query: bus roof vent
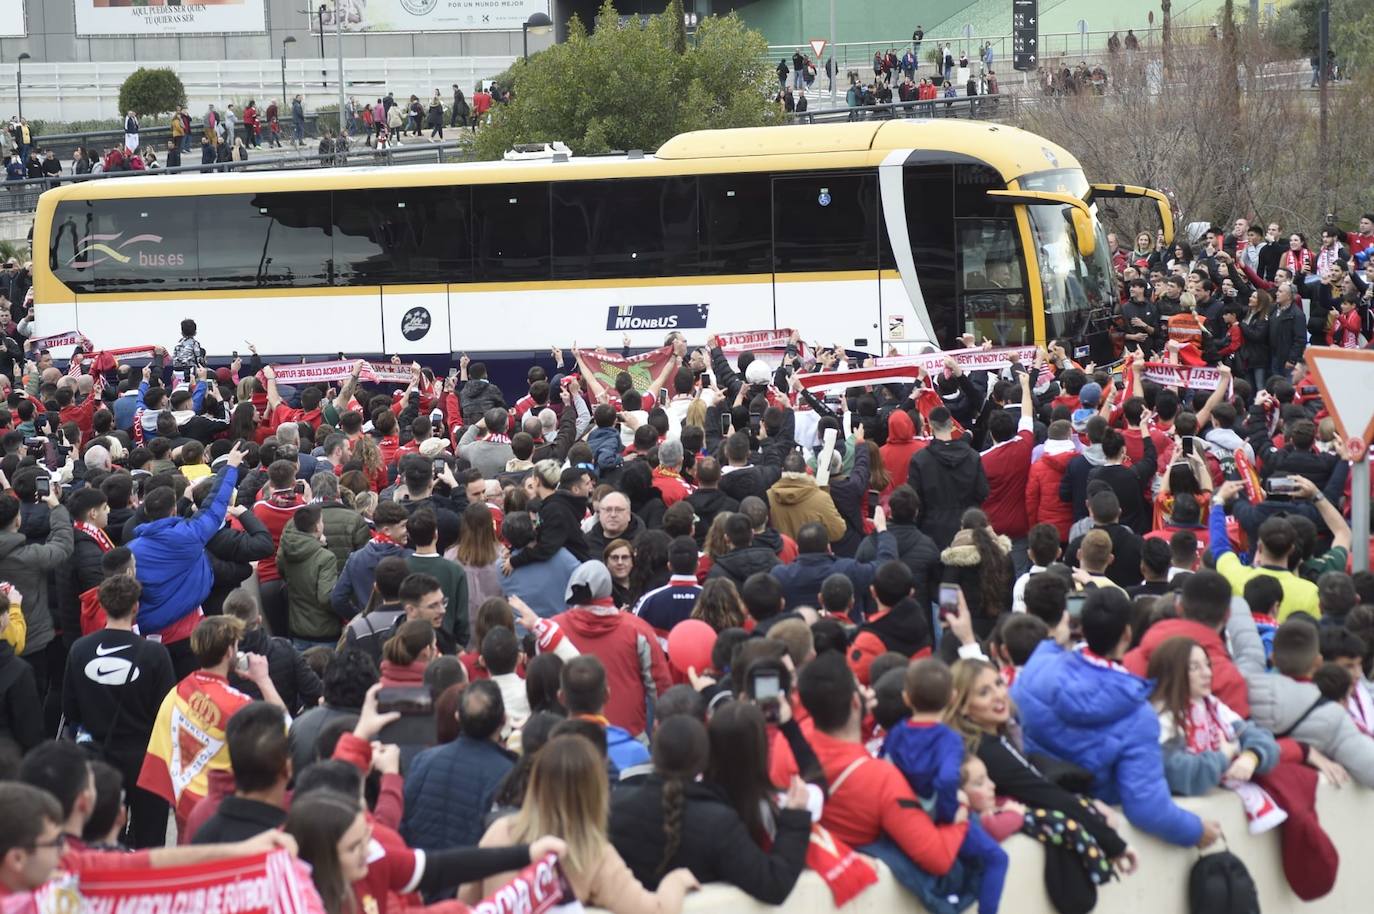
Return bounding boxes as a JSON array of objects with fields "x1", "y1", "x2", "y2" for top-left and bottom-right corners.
[{"x1": 503, "y1": 141, "x2": 573, "y2": 162}]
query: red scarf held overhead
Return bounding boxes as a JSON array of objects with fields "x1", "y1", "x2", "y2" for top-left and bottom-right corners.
[{"x1": 75, "y1": 521, "x2": 114, "y2": 552}]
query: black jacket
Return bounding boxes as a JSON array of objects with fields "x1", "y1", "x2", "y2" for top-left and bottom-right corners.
[
  {"x1": 1065, "y1": 522, "x2": 1144, "y2": 591},
  {"x1": 61, "y1": 630, "x2": 176, "y2": 780},
  {"x1": 205, "y1": 510, "x2": 275, "y2": 616},
  {"x1": 1267, "y1": 302, "x2": 1306, "y2": 371},
  {"x1": 1085, "y1": 438, "x2": 1157, "y2": 536},
  {"x1": 459, "y1": 378, "x2": 506, "y2": 426},
  {"x1": 686, "y1": 489, "x2": 739, "y2": 546},
  {"x1": 56, "y1": 527, "x2": 108, "y2": 648},
  {"x1": 229, "y1": 626, "x2": 323, "y2": 715},
  {"x1": 585, "y1": 514, "x2": 644, "y2": 557},
  {"x1": 0, "y1": 642, "x2": 41, "y2": 752},
  {"x1": 906, "y1": 438, "x2": 989, "y2": 549},
  {"x1": 718, "y1": 465, "x2": 781, "y2": 503},
  {"x1": 191, "y1": 796, "x2": 287, "y2": 845},
  {"x1": 609, "y1": 776, "x2": 811, "y2": 904},
  {"x1": 855, "y1": 522, "x2": 941, "y2": 611},
  {"x1": 706, "y1": 544, "x2": 780, "y2": 586},
  {"x1": 510, "y1": 489, "x2": 589, "y2": 568},
  {"x1": 826, "y1": 441, "x2": 870, "y2": 558}
]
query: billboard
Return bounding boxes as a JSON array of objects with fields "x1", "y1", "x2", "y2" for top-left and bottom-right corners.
[
  {"x1": 0, "y1": 0, "x2": 24, "y2": 37},
  {"x1": 75, "y1": 0, "x2": 266, "y2": 36},
  {"x1": 317, "y1": 0, "x2": 550, "y2": 33}
]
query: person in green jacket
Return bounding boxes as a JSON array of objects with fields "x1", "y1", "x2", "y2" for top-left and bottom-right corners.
[
  {"x1": 405, "y1": 508, "x2": 469, "y2": 650},
  {"x1": 278, "y1": 505, "x2": 341, "y2": 650},
  {"x1": 311, "y1": 473, "x2": 370, "y2": 572}
]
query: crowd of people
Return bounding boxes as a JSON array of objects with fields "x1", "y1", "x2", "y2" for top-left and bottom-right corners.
[{"x1": 0, "y1": 208, "x2": 1370, "y2": 912}]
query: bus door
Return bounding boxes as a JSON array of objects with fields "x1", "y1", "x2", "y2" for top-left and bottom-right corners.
[{"x1": 770, "y1": 172, "x2": 882, "y2": 351}]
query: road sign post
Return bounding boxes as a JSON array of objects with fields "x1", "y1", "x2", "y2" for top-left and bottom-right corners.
[
  {"x1": 1013, "y1": 0, "x2": 1038, "y2": 72},
  {"x1": 1303, "y1": 347, "x2": 1374, "y2": 572}
]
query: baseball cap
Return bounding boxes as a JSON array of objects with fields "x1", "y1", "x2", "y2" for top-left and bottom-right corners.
[{"x1": 1078, "y1": 382, "x2": 1103, "y2": 407}]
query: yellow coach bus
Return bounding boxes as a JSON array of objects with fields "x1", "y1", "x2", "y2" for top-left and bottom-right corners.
[{"x1": 32, "y1": 120, "x2": 1171, "y2": 363}]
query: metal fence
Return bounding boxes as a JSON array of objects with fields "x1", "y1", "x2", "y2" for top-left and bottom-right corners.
[
  {"x1": 768, "y1": 24, "x2": 1223, "y2": 82},
  {"x1": 1, "y1": 138, "x2": 477, "y2": 215},
  {"x1": 785, "y1": 93, "x2": 1021, "y2": 125}
]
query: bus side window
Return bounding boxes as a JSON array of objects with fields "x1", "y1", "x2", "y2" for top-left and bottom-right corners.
[
  {"x1": 699, "y1": 174, "x2": 771, "y2": 275},
  {"x1": 472, "y1": 183, "x2": 551, "y2": 282}
]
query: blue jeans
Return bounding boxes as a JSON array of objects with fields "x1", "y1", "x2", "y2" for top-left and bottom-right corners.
[
  {"x1": 292, "y1": 637, "x2": 337, "y2": 652},
  {"x1": 858, "y1": 837, "x2": 978, "y2": 914}
]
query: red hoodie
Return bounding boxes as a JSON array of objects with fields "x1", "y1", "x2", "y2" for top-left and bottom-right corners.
[
  {"x1": 550, "y1": 602, "x2": 671, "y2": 736},
  {"x1": 252, "y1": 491, "x2": 307, "y2": 582},
  {"x1": 1122, "y1": 617, "x2": 1250, "y2": 719},
  {"x1": 773, "y1": 728, "x2": 967, "y2": 877},
  {"x1": 980, "y1": 417, "x2": 1034, "y2": 539},
  {"x1": 1025, "y1": 447, "x2": 1076, "y2": 541},
  {"x1": 879, "y1": 410, "x2": 924, "y2": 492}
]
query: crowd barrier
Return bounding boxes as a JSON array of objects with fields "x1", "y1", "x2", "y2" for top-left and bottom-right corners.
[{"x1": 591, "y1": 782, "x2": 1372, "y2": 913}]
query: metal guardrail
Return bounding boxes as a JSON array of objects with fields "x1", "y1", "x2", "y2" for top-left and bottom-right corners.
[
  {"x1": 33, "y1": 113, "x2": 339, "y2": 164},
  {"x1": 766, "y1": 24, "x2": 1222, "y2": 77},
  {"x1": 1, "y1": 138, "x2": 477, "y2": 215},
  {"x1": 785, "y1": 93, "x2": 1020, "y2": 124}
]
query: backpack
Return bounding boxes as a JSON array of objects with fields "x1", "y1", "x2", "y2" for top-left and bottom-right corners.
[{"x1": 1188, "y1": 850, "x2": 1260, "y2": 914}]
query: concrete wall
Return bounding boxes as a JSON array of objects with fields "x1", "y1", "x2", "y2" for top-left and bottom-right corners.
[{"x1": 628, "y1": 783, "x2": 1372, "y2": 914}]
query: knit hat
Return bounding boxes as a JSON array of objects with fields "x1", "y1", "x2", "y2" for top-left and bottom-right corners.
[
  {"x1": 1078, "y1": 382, "x2": 1103, "y2": 407},
  {"x1": 565, "y1": 560, "x2": 613, "y2": 604},
  {"x1": 745, "y1": 360, "x2": 772, "y2": 385}
]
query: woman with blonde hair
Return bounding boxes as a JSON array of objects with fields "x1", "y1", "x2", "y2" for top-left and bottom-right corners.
[
  {"x1": 943, "y1": 659, "x2": 1132, "y2": 910},
  {"x1": 460, "y1": 734, "x2": 699, "y2": 913}
]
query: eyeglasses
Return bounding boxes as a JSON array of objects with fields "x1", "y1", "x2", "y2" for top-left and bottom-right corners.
[{"x1": 30, "y1": 834, "x2": 66, "y2": 851}]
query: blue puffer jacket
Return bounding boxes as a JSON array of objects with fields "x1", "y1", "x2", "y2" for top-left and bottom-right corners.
[
  {"x1": 402, "y1": 736, "x2": 515, "y2": 851},
  {"x1": 127, "y1": 465, "x2": 237, "y2": 634},
  {"x1": 587, "y1": 426, "x2": 623, "y2": 474},
  {"x1": 1011, "y1": 640, "x2": 1203, "y2": 847}
]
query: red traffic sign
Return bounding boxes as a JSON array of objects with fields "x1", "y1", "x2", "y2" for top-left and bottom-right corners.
[
  {"x1": 1303, "y1": 347, "x2": 1374, "y2": 450},
  {"x1": 810, "y1": 38, "x2": 827, "y2": 59}
]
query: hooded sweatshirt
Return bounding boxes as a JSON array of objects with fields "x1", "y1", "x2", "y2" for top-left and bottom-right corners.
[
  {"x1": 1025, "y1": 441, "x2": 1077, "y2": 540},
  {"x1": 252, "y1": 491, "x2": 307, "y2": 582},
  {"x1": 550, "y1": 601, "x2": 672, "y2": 737},
  {"x1": 906, "y1": 438, "x2": 989, "y2": 549},
  {"x1": 880, "y1": 410, "x2": 925, "y2": 491},
  {"x1": 767, "y1": 473, "x2": 846, "y2": 544}
]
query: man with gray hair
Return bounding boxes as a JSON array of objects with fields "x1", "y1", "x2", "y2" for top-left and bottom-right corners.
[
  {"x1": 275, "y1": 421, "x2": 324, "y2": 480},
  {"x1": 84, "y1": 443, "x2": 113, "y2": 473},
  {"x1": 1268, "y1": 280, "x2": 1306, "y2": 376},
  {"x1": 457, "y1": 407, "x2": 514, "y2": 479},
  {"x1": 651, "y1": 438, "x2": 694, "y2": 506}
]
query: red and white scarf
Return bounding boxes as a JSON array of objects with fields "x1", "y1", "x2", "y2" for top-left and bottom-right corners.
[
  {"x1": 371, "y1": 530, "x2": 403, "y2": 547},
  {"x1": 1182, "y1": 695, "x2": 1236, "y2": 755},
  {"x1": 74, "y1": 521, "x2": 114, "y2": 553}
]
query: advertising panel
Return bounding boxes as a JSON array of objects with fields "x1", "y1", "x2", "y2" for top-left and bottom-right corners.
[
  {"x1": 317, "y1": 0, "x2": 549, "y2": 32},
  {"x1": 76, "y1": 0, "x2": 266, "y2": 36}
]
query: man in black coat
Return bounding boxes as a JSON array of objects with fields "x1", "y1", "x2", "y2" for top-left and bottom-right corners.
[
  {"x1": 55, "y1": 488, "x2": 113, "y2": 649},
  {"x1": 506, "y1": 467, "x2": 592, "y2": 573},
  {"x1": 906, "y1": 407, "x2": 988, "y2": 549},
  {"x1": 191, "y1": 702, "x2": 289, "y2": 844},
  {"x1": 707, "y1": 513, "x2": 780, "y2": 586},
  {"x1": 686, "y1": 458, "x2": 738, "y2": 547},
  {"x1": 855, "y1": 484, "x2": 941, "y2": 611},
  {"x1": 224, "y1": 590, "x2": 321, "y2": 716}
]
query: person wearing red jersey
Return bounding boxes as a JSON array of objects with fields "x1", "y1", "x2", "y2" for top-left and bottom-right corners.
[
  {"x1": 979, "y1": 371, "x2": 1034, "y2": 572},
  {"x1": 138, "y1": 615, "x2": 287, "y2": 831}
]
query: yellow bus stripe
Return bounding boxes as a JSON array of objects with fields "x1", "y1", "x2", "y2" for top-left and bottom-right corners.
[{"x1": 57, "y1": 270, "x2": 903, "y2": 302}]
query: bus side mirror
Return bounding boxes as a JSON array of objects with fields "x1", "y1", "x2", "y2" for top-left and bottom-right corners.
[{"x1": 1070, "y1": 209, "x2": 1096, "y2": 259}]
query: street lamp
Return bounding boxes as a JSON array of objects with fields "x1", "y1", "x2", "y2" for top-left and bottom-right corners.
[
  {"x1": 318, "y1": 5, "x2": 327, "y2": 87},
  {"x1": 16, "y1": 53, "x2": 30, "y2": 121},
  {"x1": 522, "y1": 12, "x2": 553, "y2": 61},
  {"x1": 280, "y1": 36, "x2": 296, "y2": 122}
]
